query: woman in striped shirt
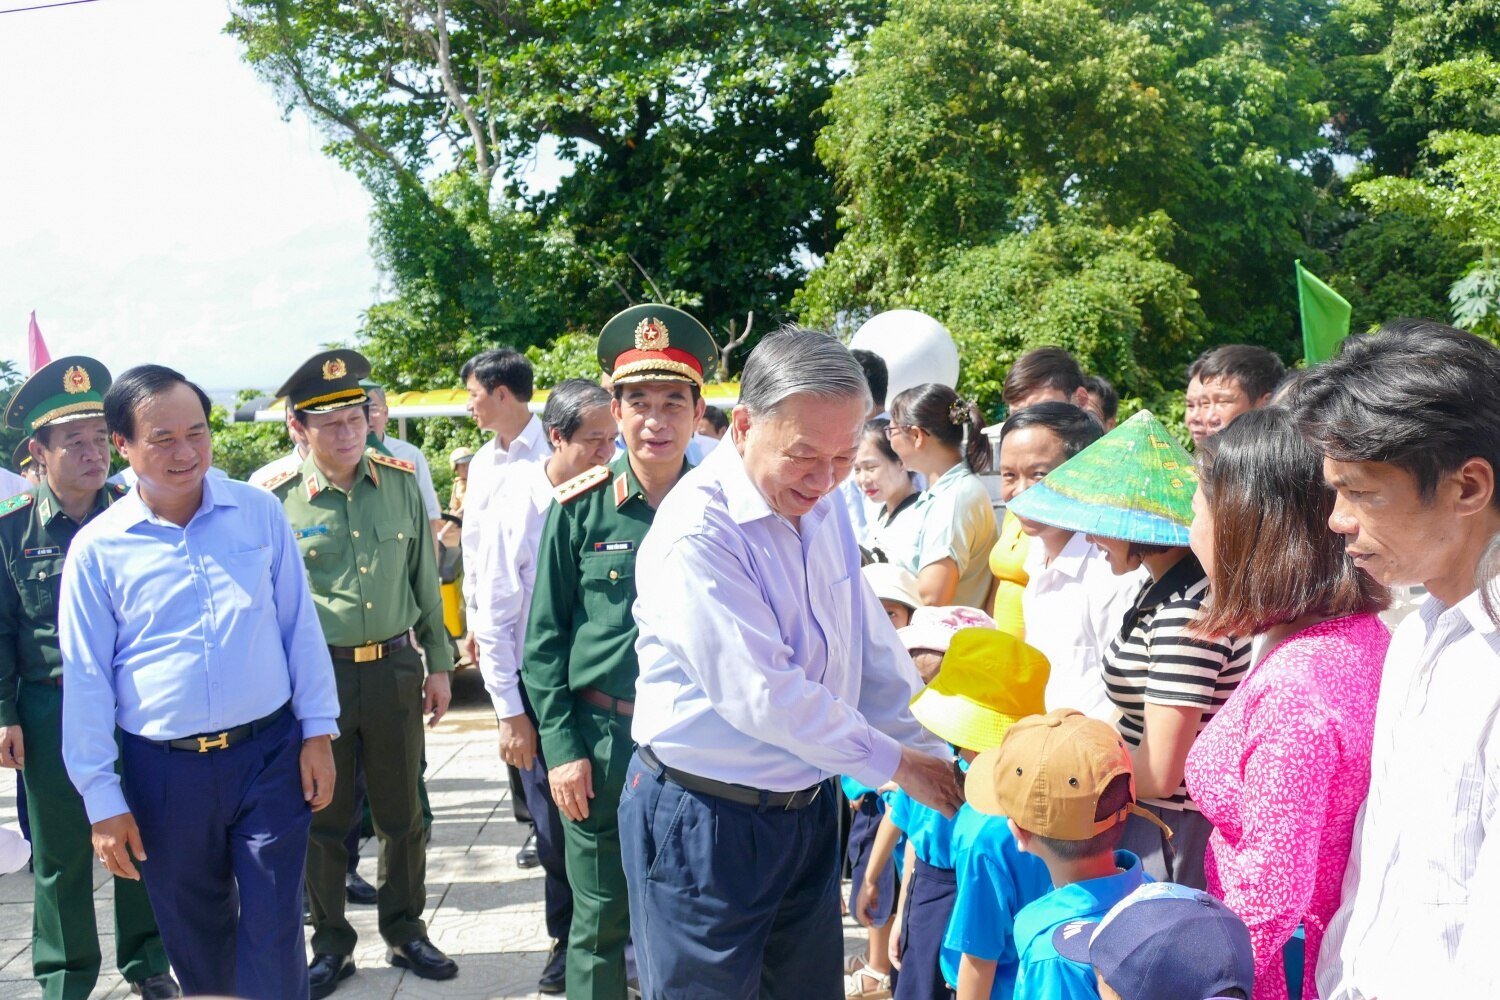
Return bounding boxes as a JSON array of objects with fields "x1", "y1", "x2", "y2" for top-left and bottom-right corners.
[{"x1": 1005, "y1": 410, "x2": 1250, "y2": 888}]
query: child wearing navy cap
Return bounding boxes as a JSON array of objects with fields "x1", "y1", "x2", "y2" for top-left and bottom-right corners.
[{"x1": 1051, "y1": 882, "x2": 1254, "y2": 1000}]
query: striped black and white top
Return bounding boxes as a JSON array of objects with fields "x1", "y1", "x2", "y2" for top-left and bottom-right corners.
[{"x1": 1102, "y1": 553, "x2": 1250, "y2": 811}]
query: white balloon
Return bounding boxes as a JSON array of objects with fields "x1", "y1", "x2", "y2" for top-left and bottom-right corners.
[{"x1": 849, "y1": 309, "x2": 960, "y2": 404}]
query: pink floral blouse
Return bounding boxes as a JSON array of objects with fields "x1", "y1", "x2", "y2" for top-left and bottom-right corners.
[{"x1": 1184, "y1": 614, "x2": 1390, "y2": 1000}]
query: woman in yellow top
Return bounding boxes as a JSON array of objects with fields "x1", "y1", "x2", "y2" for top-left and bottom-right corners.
[{"x1": 988, "y1": 511, "x2": 1029, "y2": 637}]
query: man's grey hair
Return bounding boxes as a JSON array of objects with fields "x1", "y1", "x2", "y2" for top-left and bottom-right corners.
[
  {"x1": 738, "y1": 327, "x2": 872, "y2": 416},
  {"x1": 541, "y1": 378, "x2": 612, "y2": 440}
]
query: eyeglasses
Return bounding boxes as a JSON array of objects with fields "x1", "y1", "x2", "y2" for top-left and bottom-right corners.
[{"x1": 884, "y1": 424, "x2": 913, "y2": 440}]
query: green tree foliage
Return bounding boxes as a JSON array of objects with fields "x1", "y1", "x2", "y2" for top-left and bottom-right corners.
[
  {"x1": 802, "y1": 0, "x2": 1328, "y2": 376},
  {"x1": 227, "y1": 0, "x2": 883, "y2": 373}
]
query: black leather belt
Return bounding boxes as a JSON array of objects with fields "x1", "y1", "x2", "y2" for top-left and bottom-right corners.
[
  {"x1": 147, "y1": 703, "x2": 290, "y2": 753},
  {"x1": 329, "y1": 632, "x2": 411, "y2": 663},
  {"x1": 638, "y1": 745, "x2": 823, "y2": 810}
]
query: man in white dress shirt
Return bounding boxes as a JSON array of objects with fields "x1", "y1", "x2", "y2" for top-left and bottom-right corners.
[
  {"x1": 619, "y1": 329, "x2": 961, "y2": 1000},
  {"x1": 458, "y1": 348, "x2": 552, "y2": 668},
  {"x1": 1295, "y1": 320, "x2": 1500, "y2": 999}
]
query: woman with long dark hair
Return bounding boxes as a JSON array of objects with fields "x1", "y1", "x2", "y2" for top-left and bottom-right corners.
[
  {"x1": 1184, "y1": 407, "x2": 1390, "y2": 1000},
  {"x1": 886, "y1": 384, "x2": 998, "y2": 608},
  {"x1": 854, "y1": 418, "x2": 922, "y2": 564}
]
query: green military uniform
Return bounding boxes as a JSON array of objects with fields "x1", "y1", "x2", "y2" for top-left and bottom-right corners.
[
  {"x1": 0, "y1": 358, "x2": 171, "y2": 999},
  {"x1": 523, "y1": 304, "x2": 717, "y2": 1000},
  {"x1": 266, "y1": 351, "x2": 452, "y2": 964}
]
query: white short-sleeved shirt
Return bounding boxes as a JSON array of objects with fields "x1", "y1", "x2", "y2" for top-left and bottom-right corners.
[{"x1": 901, "y1": 463, "x2": 999, "y2": 610}]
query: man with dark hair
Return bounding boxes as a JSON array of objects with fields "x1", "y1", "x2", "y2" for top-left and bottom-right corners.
[
  {"x1": 0, "y1": 358, "x2": 179, "y2": 999},
  {"x1": 695, "y1": 404, "x2": 729, "y2": 440},
  {"x1": 1295, "y1": 320, "x2": 1500, "y2": 998},
  {"x1": 851, "y1": 348, "x2": 890, "y2": 414},
  {"x1": 1082, "y1": 374, "x2": 1119, "y2": 431},
  {"x1": 524, "y1": 305, "x2": 714, "y2": 998},
  {"x1": 1001, "y1": 347, "x2": 1091, "y2": 413},
  {"x1": 265, "y1": 351, "x2": 457, "y2": 996},
  {"x1": 59, "y1": 364, "x2": 339, "y2": 1000},
  {"x1": 1184, "y1": 344, "x2": 1284, "y2": 447}
]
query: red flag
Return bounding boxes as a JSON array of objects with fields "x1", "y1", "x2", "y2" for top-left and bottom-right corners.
[{"x1": 27, "y1": 312, "x2": 51, "y2": 374}]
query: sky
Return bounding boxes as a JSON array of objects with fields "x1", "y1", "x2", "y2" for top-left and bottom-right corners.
[{"x1": 0, "y1": 0, "x2": 382, "y2": 395}]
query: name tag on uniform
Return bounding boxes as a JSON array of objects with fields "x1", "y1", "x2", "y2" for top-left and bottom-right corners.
[
  {"x1": 592, "y1": 540, "x2": 634, "y2": 553},
  {"x1": 23, "y1": 546, "x2": 60, "y2": 559},
  {"x1": 294, "y1": 525, "x2": 330, "y2": 540}
]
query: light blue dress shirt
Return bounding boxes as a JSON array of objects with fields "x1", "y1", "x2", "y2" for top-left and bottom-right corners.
[
  {"x1": 631, "y1": 440, "x2": 949, "y2": 792},
  {"x1": 60, "y1": 475, "x2": 339, "y2": 823}
]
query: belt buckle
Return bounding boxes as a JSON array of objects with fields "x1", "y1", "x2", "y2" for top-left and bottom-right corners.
[
  {"x1": 353, "y1": 643, "x2": 381, "y2": 663},
  {"x1": 197, "y1": 732, "x2": 229, "y2": 753}
]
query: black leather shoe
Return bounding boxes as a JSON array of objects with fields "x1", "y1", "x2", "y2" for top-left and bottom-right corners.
[
  {"x1": 516, "y1": 831, "x2": 541, "y2": 869},
  {"x1": 308, "y1": 953, "x2": 355, "y2": 999},
  {"x1": 538, "y1": 939, "x2": 566, "y2": 994},
  {"x1": 388, "y1": 937, "x2": 458, "y2": 980},
  {"x1": 130, "y1": 972, "x2": 182, "y2": 998},
  {"x1": 345, "y1": 869, "x2": 378, "y2": 905}
]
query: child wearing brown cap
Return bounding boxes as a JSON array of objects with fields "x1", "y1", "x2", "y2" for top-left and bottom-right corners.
[{"x1": 967, "y1": 710, "x2": 1172, "y2": 1000}]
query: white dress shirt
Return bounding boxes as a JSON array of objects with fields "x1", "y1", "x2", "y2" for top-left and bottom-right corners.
[
  {"x1": 460, "y1": 416, "x2": 552, "y2": 616},
  {"x1": 471, "y1": 460, "x2": 554, "y2": 719},
  {"x1": 631, "y1": 441, "x2": 949, "y2": 792},
  {"x1": 0, "y1": 468, "x2": 30, "y2": 501},
  {"x1": 1316, "y1": 589, "x2": 1500, "y2": 999},
  {"x1": 1022, "y1": 532, "x2": 1143, "y2": 720},
  {"x1": 382, "y1": 435, "x2": 442, "y2": 521}
]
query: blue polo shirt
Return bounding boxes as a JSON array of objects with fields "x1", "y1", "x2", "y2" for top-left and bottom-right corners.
[
  {"x1": 940, "y1": 805, "x2": 1053, "y2": 998},
  {"x1": 888, "y1": 787, "x2": 962, "y2": 869},
  {"x1": 1012, "y1": 851, "x2": 1148, "y2": 1000}
]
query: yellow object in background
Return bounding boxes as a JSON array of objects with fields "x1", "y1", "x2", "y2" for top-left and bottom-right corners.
[{"x1": 988, "y1": 510, "x2": 1030, "y2": 638}]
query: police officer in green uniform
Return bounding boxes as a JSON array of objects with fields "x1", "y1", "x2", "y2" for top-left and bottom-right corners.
[
  {"x1": 263, "y1": 350, "x2": 459, "y2": 998},
  {"x1": 0, "y1": 357, "x2": 179, "y2": 999},
  {"x1": 524, "y1": 305, "x2": 715, "y2": 999}
]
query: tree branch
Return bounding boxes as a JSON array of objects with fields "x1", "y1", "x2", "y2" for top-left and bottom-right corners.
[
  {"x1": 717, "y1": 311, "x2": 754, "y2": 380},
  {"x1": 627, "y1": 252, "x2": 666, "y2": 302},
  {"x1": 428, "y1": 0, "x2": 495, "y2": 180}
]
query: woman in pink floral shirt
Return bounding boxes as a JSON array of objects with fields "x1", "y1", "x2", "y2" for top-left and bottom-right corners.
[{"x1": 1183, "y1": 408, "x2": 1390, "y2": 1000}]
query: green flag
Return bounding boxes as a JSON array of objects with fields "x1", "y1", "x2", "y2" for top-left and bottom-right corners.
[{"x1": 1295, "y1": 260, "x2": 1352, "y2": 364}]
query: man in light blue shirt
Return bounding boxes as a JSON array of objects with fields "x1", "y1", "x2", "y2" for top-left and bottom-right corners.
[
  {"x1": 60, "y1": 365, "x2": 339, "y2": 1000},
  {"x1": 620, "y1": 330, "x2": 961, "y2": 999}
]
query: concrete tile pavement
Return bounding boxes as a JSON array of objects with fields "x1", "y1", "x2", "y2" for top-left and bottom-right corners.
[{"x1": 0, "y1": 670, "x2": 865, "y2": 998}]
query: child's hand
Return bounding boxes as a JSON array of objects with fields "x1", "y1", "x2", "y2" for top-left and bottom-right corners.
[
  {"x1": 854, "y1": 878, "x2": 880, "y2": 928},
  {"x1": 888, "y1": 924, "x2": 902, "y2": 970},
  {"x1": 877, "y1": 781, "x2": 899, "y2": 794}
]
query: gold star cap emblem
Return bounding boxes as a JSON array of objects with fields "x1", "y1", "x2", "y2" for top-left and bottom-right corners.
[
  {"x1": 62, "y1": 366, "x2": 91, "y2": 395},
  {"x1": 634, "y1": 317, "x2": 670, "y2": 351},
  {"x1": 322, "y1": 358, "x2": 348, "y2": 381}
]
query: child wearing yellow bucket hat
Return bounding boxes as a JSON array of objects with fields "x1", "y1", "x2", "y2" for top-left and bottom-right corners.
[{"x1": 854, "y1": 629, "x2": 1052, "y2": 1000}]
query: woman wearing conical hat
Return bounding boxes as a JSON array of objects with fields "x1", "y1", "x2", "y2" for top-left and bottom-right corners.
[{"x1": 1006, "y1": 410, "x2": 1251, "y2": 889}]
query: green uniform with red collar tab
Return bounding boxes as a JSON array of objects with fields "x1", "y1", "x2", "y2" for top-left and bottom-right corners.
[
  {"x1": 524, "y1": 452, "x2": 689, "y2": 1000},
  {"x1": 270, "y1": 447, "x2": 451, "y2": 960},
  {"x1": 0, "y1": 482, "x2": 172, "y2": 998}
]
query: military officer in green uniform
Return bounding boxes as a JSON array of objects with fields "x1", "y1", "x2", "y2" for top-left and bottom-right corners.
[
  {"x1": 523, "y1": 305, "x2": 716, "y2": 999},
  {"x1": 0, "y1": 357, "x2": 179, "y2": 999},
  {"x1": 263, "y1": 350, "x2": 459, "y2": 998}
]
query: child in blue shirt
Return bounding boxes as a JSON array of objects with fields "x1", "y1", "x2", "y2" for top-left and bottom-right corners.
[
  {"x1": 967, "y1": 710, "x2": 1173, "y2": 1000},
  {"x1": 856, "y1": 628, "x2": 1052, "y2": 1000}
]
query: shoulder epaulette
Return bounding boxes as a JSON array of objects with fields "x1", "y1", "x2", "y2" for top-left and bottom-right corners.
[
  {"x1": 369, "y1": 451, "x2": 416, "y2": 473},
  {"x1": 0, "y1": 493, "x2": 33, "y2": 518},
  {"x1": 555, "y1": 466, "x2": 610, "y2": 504},
  {"x1": 262, "y1": 468, "x2": 300, "y2": 492}
]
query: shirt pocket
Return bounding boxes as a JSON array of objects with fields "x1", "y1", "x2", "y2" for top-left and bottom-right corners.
[
  {"x1": 19, "y1": 561, "x2": 58, "y2": 619},
  {"x1": 813, "y1": 576, "x2": 852, "y2": 675},
  {"x1": 374, "y1": 519, "x2": 411, "y2": 560},
  {"x1": 579, "y1": 552, "x2": 635, "y2": 629},
  {"x1": 221, "y1": 546, "x2": 273, "y2": 611}
]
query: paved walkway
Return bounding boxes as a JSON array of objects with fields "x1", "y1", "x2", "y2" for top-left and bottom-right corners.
[{"x1": 0, "y1": 670, "x2": 865, "y2": 998}]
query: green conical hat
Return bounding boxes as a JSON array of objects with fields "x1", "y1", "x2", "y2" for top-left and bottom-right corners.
[{"x1": 1006, "y1": 410, "x2": 1196, "y2": 546}]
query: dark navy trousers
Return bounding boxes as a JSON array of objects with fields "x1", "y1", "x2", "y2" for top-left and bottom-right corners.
[
  {"x1": 120, "y1": 707, "x2": 312, "y2": 1000},
  {"x1": 895, "y1": 859, "x2": 956, "y2": 1000},
  {"x1": 517, "y1": 740, "x2": 574, "y2": 942},
  {"x1": 619, "y1": 750, "x2": 843, "y2": 1000}
]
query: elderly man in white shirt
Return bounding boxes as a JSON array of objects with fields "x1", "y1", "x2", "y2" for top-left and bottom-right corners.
[
  {"x1": 1293, "y1": 320, "x2": 1500, "y2": 1000},
  {"x1": 469, "y1": 378, "x2": 617, "y2": 996},
  {"x1": 997, "y1": 402, "x2": 1143, "y2": 718},
  {"x1": 619, "y1": 330, "x2": 961, "y2": 1000}
]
